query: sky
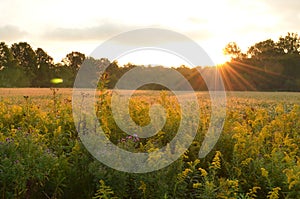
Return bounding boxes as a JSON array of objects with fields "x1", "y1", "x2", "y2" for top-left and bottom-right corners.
[{"x1": 1, "y1": 0, "x2": 300, "y2": 67}]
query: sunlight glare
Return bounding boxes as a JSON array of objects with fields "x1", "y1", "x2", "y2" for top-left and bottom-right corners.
[
  {"x1": 209, "y1": 52, "x2": 231, "y2": 67},
  {"x1": 116, "y1": 49, "x2": 192, "y2": 67}
]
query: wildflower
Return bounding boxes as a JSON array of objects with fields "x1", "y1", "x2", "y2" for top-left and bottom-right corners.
[
  {"x1": 241, "y1": 158, "x2": 253, "y2": 166},
  {"x1": 180, "y1": 168, "x2": 192, "y2": 179},
  {"x1": 227, "y1": 179, "x2": 239, "y2": 190},
  {"x1": 193, "y1": 183, "x2": 202, "y2": 189},
  {"x1": 138, "y1": 181, "x2": 147, "y2": 194},
  {"x1": 267, "y1": 187, "x2": 281, "y2": 199},
  {"x1": 132, "y1": 134, "x2": 140, "y2": 142},
  {"x1": 5, "y1": 137, "x2": 13, "y2": 143},
  {"x1": 246, "y1": 186, "x2": 261, "y2": 198},
  {"x1": 261, "y1": 168, "x2": 269, "y2": 178},
  {"x1": 210, "y1": 151, "x2": 221, "y2": 170},
  {"x1": 198, "y1": 168, "x2": 208, "y2": 177}
]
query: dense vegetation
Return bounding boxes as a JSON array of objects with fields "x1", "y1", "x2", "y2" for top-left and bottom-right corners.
[
  {"x1": 1, "y1": 31, "x2": 300, "y2": 198},
  {"x1": 0, "y1": 89, "x2": 299, "y2": 198},
  {"x1": 0, "y1": 32, "x2": 300, "y2": 91}
]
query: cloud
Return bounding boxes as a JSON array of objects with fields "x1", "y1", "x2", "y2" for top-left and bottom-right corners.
[
  {"x1": 184, "y1": 30, "x2": 214, "y2": 40},
  {"x1": 265, "y1": 0, "x2": 300, "y2": 30},
  {"x1": 43, "y1": 23, "x2": 140, "y2": 41},
  {"x1": 42, "y1": 22, "x2": 213, "y2": 48},
  {"x1": 0, "y1": 25, "x2": 27, "y2": 40}
]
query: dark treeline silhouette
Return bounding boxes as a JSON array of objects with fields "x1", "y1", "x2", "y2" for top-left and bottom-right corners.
[
  {"x1": 222, "y1": 32, "x2": 300, "y2": 91},
  {"x1": 0, "y1": 41, "x2": 85, "y2": 87},
  {"x1": 0, "y1": 32, "x2": 300, "y2": 91}
]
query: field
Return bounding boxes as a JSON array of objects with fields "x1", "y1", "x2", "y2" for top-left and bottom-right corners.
[{"x1": 0, "y1": 88, "x2": 299, "y2": 199}]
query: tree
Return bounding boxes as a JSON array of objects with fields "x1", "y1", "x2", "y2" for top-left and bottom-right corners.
[
  {"x1": 34, "y1": 48, "x2": 55, "y2": 87},
  {"x1": 11, "y1": 42, "x2": 37, "y2": 85},
  {"x1": 223, "y1": 42, "x2": 243, "y2": 60},
  {"x1": 62, "y1": 51, "x2": 85, "y2": 75},
  {"x1": 247, "y1": 39, "x2": 280, "y2": 59},
  {"x1": 59, "y1": 52, "x2": 85, "y2": 86},
  {"x1": 105, "y1": 60, "x2": 120, "y2": 88},
  {"x1": 0, "y1": 42, "x2": 15, "y2": 69},
  {"x1": 74, "y1": 57, "x2": 110, "y2": 88},
  {"x1": 277, "y1": 32, "x2": 300, "y2": 54},
  {"x1": 0, "y1": 42, "x2": 31, "y2": 87}
]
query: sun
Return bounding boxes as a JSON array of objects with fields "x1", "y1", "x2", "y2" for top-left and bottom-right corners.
[{"x1": 211, "y1": 53, "x2": 231, "y2": 66}]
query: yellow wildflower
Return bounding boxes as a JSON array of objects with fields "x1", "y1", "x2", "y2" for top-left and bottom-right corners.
[
  {"x1": 193, "y1": 183, "x2": 202, "y2": 189},
  {"x1": 267, "y1": 187, "x2": 281, "y2": 199},
  {"x1": 210, "y1": 151, "x2": 222, "y2": 170},
  {"x1": 261, "y1": 168, "x2": 268, "y2": 178},
  {"x1": 198, "y1": 168, "x2": 208, "y2": 177}
]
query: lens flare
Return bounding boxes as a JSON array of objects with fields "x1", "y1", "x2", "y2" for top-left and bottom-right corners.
[{"x1": 51, "y1": 78, "x2": 63, "y2": 84}]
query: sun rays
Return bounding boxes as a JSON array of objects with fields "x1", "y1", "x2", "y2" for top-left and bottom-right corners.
[{"x1": 217, "y1": 59, "x2": 290, "y2": 91}]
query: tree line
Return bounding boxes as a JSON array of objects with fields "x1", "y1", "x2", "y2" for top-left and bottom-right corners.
[
  {"x1": 0, "y1": 42, "x2": 85, "y2": 87},
  {"x1": 0, "y1": 32, "x2": 300, "y2": 91},
  {"x1": 222, "y1": 32, "x2": 300, "y2": 91}
]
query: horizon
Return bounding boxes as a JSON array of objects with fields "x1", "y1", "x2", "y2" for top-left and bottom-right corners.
[{"x1": 1, "y1": 0, "x2": 300, "y2": 66}]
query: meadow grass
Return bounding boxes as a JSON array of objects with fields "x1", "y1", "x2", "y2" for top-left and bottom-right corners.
[{"x1": 0, "y1": 88, "x2": 299, "y2": 198}]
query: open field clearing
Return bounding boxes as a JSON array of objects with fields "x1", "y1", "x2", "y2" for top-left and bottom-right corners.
[
  {"x1": 0, "y1": 88, "x2": 299, "y2": 198},
  {"x1": 0, "y1": 88, "x2": 73, "y2": 97}
]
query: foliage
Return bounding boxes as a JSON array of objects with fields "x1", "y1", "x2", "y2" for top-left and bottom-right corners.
[
  {"x1": 1, "y1": 32, "x2": 300, "y2": 90},
  {"x1": 93, "y1": 180, "x2": 118, "y2": 199},
  {"x1": 0, "y1": 89, "x2": 299, "y2": 198}
]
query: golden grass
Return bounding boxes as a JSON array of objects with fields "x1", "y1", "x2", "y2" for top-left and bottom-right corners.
[
  {"x1": 0, "y1": 88, "x2": 73, "y2": 97},
  {"x1": 0, "y1": 88, "x2": 299, "y2": 106}
]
